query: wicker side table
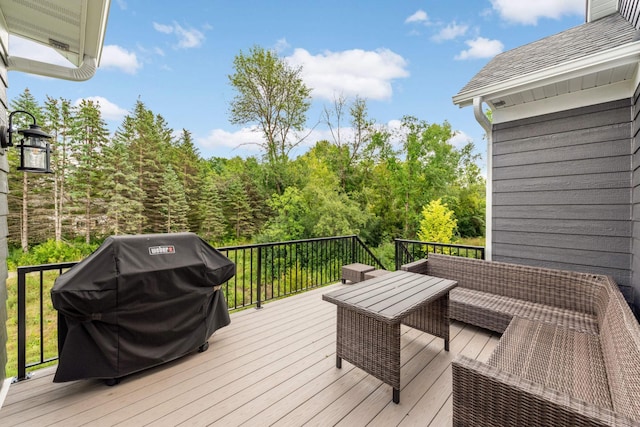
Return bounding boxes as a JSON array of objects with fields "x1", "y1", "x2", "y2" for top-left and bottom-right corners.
[
  {"x1": 364, "y1": 269, "x2": 390, "y2": 280},
  {"x1": 341, "y1": 263, "x2": 374, "y2": 284}
]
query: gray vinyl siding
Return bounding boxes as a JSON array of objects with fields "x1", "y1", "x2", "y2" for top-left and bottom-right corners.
[
  {"x1": 492, "y1": 99, "x2": 634, "y2": 305},
  {"x1": 0, "y1": 36, "x2": 9, "y2": 386},
  {"x1": 620, "y1": 0, "x2": 640, "y2": 28},
  {"x1": 631, "y1": 83, "x2": 640, "y2": 316}
]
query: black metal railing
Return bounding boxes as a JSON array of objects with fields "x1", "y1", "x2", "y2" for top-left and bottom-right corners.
[
  {"x1": 14, "y1": 262, "x2": 78, "y2": 382},
  {"x1": 394, "y1": 239, "x2": 485, "y2": 270},
  {"x1": 217, "y1": 235, "x2": 383, "y2": 310},
  {"x1": 12, "y1": 235, "x2": 384, "y2": 381}
]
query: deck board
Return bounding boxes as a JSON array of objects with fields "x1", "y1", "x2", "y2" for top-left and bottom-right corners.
[{"x1": 0, "y1": 283, "x2": 498, "y2": 426}]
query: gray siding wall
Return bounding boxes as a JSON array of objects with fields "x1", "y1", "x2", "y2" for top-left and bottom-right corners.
[
  {"x1": 620, "y1": 0, "x2": 640, "y2": 29},
  {"x1": 631, "y1": 84, "x2": 640, "y2": 315},
  {"x1": 492, "y1": 99, "x2": 634, "y2": 305},
  {"x1": 0, "y1": 45, "x2": 8, "y2": 385}
]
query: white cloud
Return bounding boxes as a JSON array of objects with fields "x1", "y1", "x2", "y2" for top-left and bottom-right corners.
[
  {"x1": 490, "y1": 0, "x2": 584, "y2": 25},
  {"x1": 198, "y1": 127, "x2": 265, "y2": 152},
  {"x1": 116, "y1": 0, "x2": 127, "y2": 10},
  {"x1": 153, "y1": 22, "x2": 173, "y2": 34},
  {"x1": 274, "y1": 38, "x2": 291, "y2": 54},
  {"x1": 286, "y1": 48, "x2": 409, "y2": 101},
  {"x1": 387, "y1": 119, "x2": 403, "y2": 132},
  {"x1": 455, "y1": 37, "x2": 504, "y2": 60},
  {"x1": 100, "y1": 45, "x2": 141, "y2": 74},
  {"x1": 449, "y1": 130, "x2": 473, "y2": 148},
  {"x1": 153, "y1": 22, "x2": 205, "y2": 49},
  {"x1": 405, "y1": 10, "x2": 429, "y2": 24},
  {"x1": 199, "y1": 119, "x2": 413, "y2": 158},
  {"x1": 432, "y1": 22, "x2": 469, "y2": 42},
  {"x1": 74, "y1": 97, "x2": 129, "y2": 121}
]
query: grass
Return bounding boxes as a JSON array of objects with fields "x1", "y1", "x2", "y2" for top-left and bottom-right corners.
[
  {"x1": 5, "y1": 270, "x2": 61, "y2": 378},
  {"x1": 457, "y1": 236, "x2": 485, "y2": 247}
]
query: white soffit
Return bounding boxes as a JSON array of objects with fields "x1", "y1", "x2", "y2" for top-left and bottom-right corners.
[
  {"x1": 0, "y1": 0, "x2": 110, "y2": 72},
  {"x1": 454, "y1": 41, "x2": 640, "y2": 122}
]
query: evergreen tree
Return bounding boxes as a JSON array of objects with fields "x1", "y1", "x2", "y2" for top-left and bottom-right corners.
[
  {"x1": 101, "y1": 139, "x2": 145, "y2": 235},
  {"x1": 198, "y1": 174, "x2": 227, "y2": 243},
  {"x1": 172, "y1": 129, "x2": 202, "y2": 231},
  {"x1": 67, "y1": 99, "x2": 109, "y2": 243},
  {"x1": 8, "y1": 89, "x2": 48, "y2": 251},
  {"x1": 222, "y1": 177, "x2": 254, "y2": 241},
  {"x1": 43, "y1": 97, "x2": 73, "y2": 242},
  {"x1": 158, "y1": 165, "x2": 189, "y2": 232},
  {"x1": 115, "y1": 100, "x2": 172, "y2": 233}
]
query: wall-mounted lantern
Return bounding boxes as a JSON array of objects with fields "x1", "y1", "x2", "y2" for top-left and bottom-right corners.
[{"x1": 0, "y1": 110, "x2": 52, "y2": 173}]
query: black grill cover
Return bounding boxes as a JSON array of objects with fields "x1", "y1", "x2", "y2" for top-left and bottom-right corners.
[{"x1": 51, "y1": 232, "x2": 235, "y2": 382}]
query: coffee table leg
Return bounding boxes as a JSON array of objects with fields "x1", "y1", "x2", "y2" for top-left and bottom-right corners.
[
  {"x1": 335, "y1": 306, "x2": 401, "y2": 404},
  {"x1": 336, "y1": 355, "x2": 342, "y2": 368},
  {"x1": 445, "y1": 340, "x2": 449, "y2": 352}
]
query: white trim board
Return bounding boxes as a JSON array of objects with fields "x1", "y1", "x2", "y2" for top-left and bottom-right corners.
[{"x1": 0, "y1": 377, "x2": 11, "y2": 410}]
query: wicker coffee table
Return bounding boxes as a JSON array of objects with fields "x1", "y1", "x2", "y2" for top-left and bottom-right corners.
[{"x1": 323, "y1": 270, "x2": 457, "y2": 404}]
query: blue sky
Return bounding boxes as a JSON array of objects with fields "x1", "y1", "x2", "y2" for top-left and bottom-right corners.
[{"x1": 7, "y1": 0, "x2": 586, "y2": 167}]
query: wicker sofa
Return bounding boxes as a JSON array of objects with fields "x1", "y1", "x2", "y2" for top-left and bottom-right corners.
[{"x1": 402, "y1": 254, "x2": 640, "y2": 426}]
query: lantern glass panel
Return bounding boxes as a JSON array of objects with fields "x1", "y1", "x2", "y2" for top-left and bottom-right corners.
[{"x1": 20, "y1": 136, "x2": 50, "y2": 172}]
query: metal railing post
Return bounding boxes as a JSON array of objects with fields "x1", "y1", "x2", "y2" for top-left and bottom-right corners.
[
  {"x1": 15, "y1": 268, "x2": 27, "y2": 382},
  {"x1": 351, "y1": 235, "x2": 356, "y2": 263},
  {"x1": 256, "y1": 246, "x2": 262, "y2": 309}
]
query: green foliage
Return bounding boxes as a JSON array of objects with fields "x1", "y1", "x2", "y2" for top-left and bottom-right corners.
[
  {"x1": 258, "y1": 187, "x2": 308, "y2": 242},
  {"x1": 6, "y1": 80, "x2": 486, "y2": 256},
  {"x1": 417, "y1": 199, "x2": 458, "y2": 243},
  {"x1": 8, "y1": 239, "x2": 98, "y2": 269},
  {"x1": 228, "y1": 45, "x2": 311, "y2": 193},
  {"x1": 198, "y1": 175, "x2": 227, "y2": 244},
  {"x1": 370, "y1": 241, "x2": 396, "y2": 271}
]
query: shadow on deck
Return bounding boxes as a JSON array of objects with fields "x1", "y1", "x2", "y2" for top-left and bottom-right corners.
[{"x1": 0, "y1": 283, "x2": 498, "y2": 426}]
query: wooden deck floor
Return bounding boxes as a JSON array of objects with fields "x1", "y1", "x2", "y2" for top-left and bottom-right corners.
[{"x1": 0, "y1": 283, "x2": 499, "y2": 426}]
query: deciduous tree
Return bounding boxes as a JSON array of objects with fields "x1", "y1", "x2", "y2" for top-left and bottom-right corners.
[
  {"x1": 228, "y1": 45, "x2": 311, "y2": 194},
  {"x1": 418, "y1": 199, "x2": 457, "y2": 243}
]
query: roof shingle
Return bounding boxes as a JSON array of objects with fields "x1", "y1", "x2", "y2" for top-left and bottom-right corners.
[{"x1": 455, "y1": 13, "x2": 638, "y2": 98}]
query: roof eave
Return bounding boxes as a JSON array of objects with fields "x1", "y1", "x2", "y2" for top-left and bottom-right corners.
[
  {"x1": 452, "y1": 40, "x2": 640, "y2": 108},
  {"x1": 1, "y1": 0, "x2": 110, "y2": 81},
  {"x1": 84, "y1": 0, "x2": 111, "y2": 67}
]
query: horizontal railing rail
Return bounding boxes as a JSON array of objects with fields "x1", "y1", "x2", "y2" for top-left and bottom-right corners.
[
  {"x1": 394, "y1": 239, "x2": 485, "y2": 270},
  {"x1": 13, "y1": 235, "x2": 384, "y2": 381}
]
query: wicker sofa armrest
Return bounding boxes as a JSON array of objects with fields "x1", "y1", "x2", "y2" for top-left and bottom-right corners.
[
  {"x1": 400, "y1": 258, "x2": 429, "y2": 274},
  {"x1": 452, "y1": 355, "x2": 636, "y2": 427}
]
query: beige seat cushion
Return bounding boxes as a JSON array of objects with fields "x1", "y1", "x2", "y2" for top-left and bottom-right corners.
[
  {"x1": 450, "y1": 287, "x2": 599, "y2": 334},
  {"x1": 488, "y1": 317, "x2": 612, "y2": 410}
]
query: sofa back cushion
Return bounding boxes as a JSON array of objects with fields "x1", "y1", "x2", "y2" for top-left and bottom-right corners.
[
  {"x1": 426, "y1": 254, "x2": 603, "y2": 315},
  {"x1": 599, "y1": 280, "x2": 640, "y2": 422}
]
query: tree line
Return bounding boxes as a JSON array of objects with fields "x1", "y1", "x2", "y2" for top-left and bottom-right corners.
[{"x1": 7, "y1": 46, "x2": 485, "y2": 254}]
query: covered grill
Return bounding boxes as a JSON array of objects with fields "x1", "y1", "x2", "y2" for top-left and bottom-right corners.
[{"x1": 51, "y1": 232, "x2": 235, "y2": 383}]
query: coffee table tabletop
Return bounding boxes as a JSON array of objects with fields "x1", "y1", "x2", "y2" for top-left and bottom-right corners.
[{"x1": 324, "y1": 270, "x2": 457, "y2": 322}]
